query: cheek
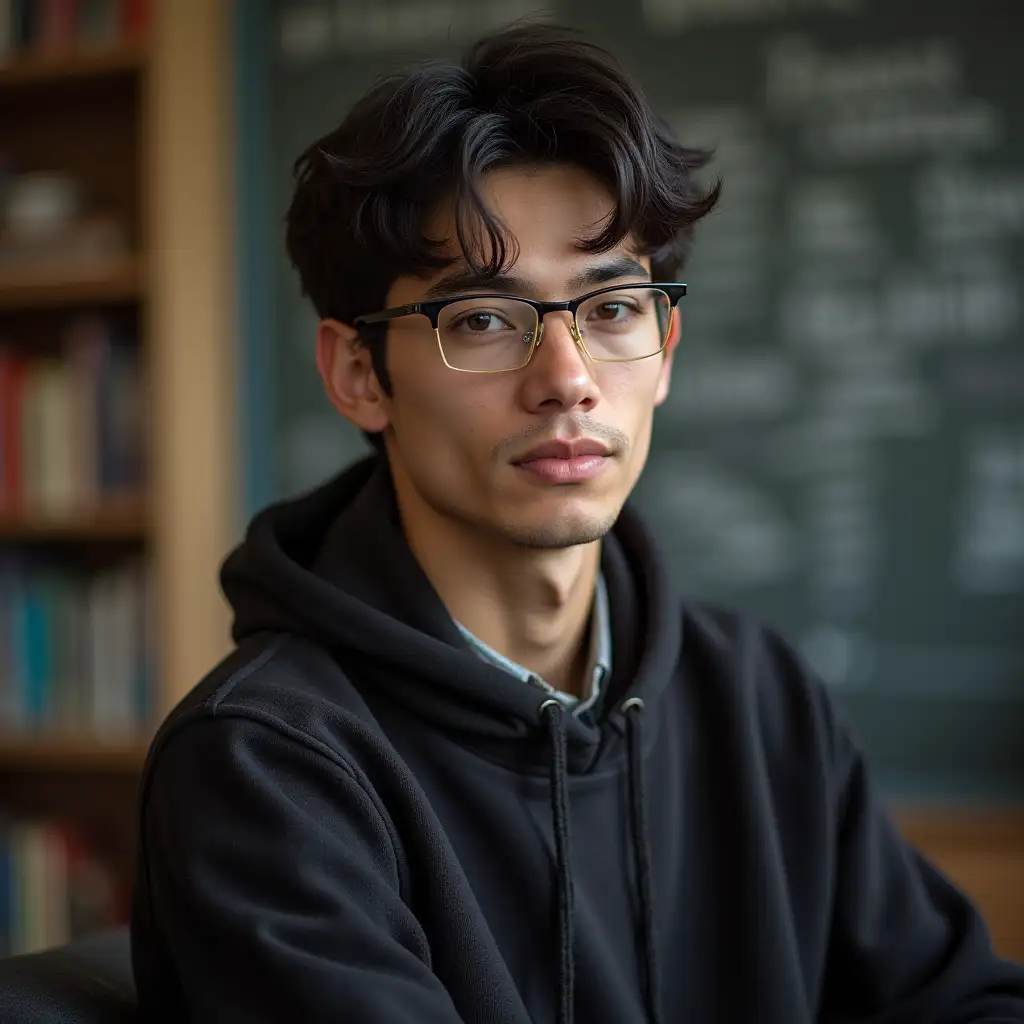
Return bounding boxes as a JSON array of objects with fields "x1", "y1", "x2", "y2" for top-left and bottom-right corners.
[
  {"x1": 598, "y1": 366, "x2": 660, "y2": 482},
  {"x1": 600, "y1": 363, "x2": 664, "y2": 427},
  {"x1": 390, "y1": 369, "x2": 508, "y2": 464}
]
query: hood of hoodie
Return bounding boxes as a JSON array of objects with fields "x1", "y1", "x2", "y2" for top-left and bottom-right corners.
[{"x1": 220, "y1": 454, "x2": 682, "y2": 773}]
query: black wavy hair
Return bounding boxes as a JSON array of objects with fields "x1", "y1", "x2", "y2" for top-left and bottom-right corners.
[{"x1": 285, "y1": 21, "x2": 721, "y2": 443}]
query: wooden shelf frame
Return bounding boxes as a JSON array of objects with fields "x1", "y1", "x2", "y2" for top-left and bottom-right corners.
[
  {"x1": 0, "y1": 42, "x2": 146, "y2": 89},
  {"x1": 0, "y1": 257, "x2": 143, "y2": 312},
  {"x1": 148, "y1": 2, "x2": 237, "y2": 710},
  {"x1": 0, "y1": 734, "x2": 149, "y2": 773},
  {"x1": 0, "y1": 498, "x2": 147, "y2": 542}
]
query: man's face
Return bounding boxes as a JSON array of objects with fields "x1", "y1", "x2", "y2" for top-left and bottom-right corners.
[{"x1": 376, "y1": 164, "x2": 677, "y2": 549}]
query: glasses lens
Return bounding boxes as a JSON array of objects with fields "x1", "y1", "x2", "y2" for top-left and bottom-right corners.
[
  {"x1": 576, "y1": 287, "x2": 672, "y2": 362},
  {"x1": 438, "y1": 298, "x2": 539, "y2": 371}
]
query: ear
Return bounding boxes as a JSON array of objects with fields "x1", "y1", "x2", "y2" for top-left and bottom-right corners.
[
  {"x1": 654, "y1": 306, "x2": 681, "y2": 407},
  {"x1": 315, "y1": 319, "x2": 391, "y2": 433}
]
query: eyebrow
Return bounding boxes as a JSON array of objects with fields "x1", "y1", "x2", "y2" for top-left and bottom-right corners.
[{"x1": 422, "y1": 255, "x2": 651, "y2": 300}]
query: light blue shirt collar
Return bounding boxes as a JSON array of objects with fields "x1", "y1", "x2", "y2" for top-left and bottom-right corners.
[{"x1": 455, "y1": 573, "x2": 612, "y2": 719}]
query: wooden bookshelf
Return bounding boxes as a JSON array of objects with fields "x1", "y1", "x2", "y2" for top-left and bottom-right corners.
[
  {"x1": 0, "y1": 3, "x2": 236, "y2": 724},
  {"x1": 0, "y1": 10, "x2": 149, "y2": 952},
  {"x1": 0, "y1": 257, "x2": 143, "y2": 312},
  {"x1": 0, "y1": 735, "x2": 149, "y2": 773},
  {"x1": 0, "y1": 3, "x2": 236, "y2": 950},
  {"x1": 0, "y1": 498, "x2": 147, "y2": 541},
  {"x1": 0, "y1": 43, "x2": 146, "y2": 89}
]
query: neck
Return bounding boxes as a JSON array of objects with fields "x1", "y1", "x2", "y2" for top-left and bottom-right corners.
[{"x1": 391, "y1": 474, "x2": 601, "y2": 698}]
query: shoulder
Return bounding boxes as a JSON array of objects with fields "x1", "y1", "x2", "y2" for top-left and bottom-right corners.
[
  {"x1": 678, "y1": 600, "x2": 846, "y2": 772},
  {"x1": 680, "y1": 599, "x2": 817, "y2": 687},
  {"x1": 139, "y1": 633, "x2": 411, "y2": 862},
  {"x1": 135, "y1": 636, "x2": 410, "y2": 903},
  {"x1": 144, "y1": 632, "x2": 389, "y2": 787}
]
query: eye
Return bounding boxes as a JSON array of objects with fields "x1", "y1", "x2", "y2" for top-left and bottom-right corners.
[
  {"x1": 449, "y1": 310, "x2": 515, "y2": 334},
  {"x1": 591, "y1": 300, "x2": 639, "y2": 322}
]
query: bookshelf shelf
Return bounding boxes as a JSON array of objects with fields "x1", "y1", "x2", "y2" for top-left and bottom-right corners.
[
  {"x1": 0, "y1": 499, "x2": 147, "y2": 542},
  {"x1": 0, "y1": 258, "x2": 143, "y2": 311},
  {"x1": 0, "y1": 734, "x2": 149, "y2": 773},
  {"x1": 0, "y1": 43, "x2": 146, "y2": 89}
]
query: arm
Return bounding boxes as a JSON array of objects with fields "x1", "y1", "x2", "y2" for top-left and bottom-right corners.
[
  {"x1": 820, "y1": 715, "x2": 1024, "y2": 1022},
  {"x1": 133, "y1": 714, "x2": 465, "y2": 1024}
]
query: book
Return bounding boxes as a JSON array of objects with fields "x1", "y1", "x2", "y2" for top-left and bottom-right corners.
[
  {"x1": 0, "y1": 349, "x2": 24, "y2": 511},
  {"x1": 0, "y1": 555, "x2": 153, "y2": 735},
  {"x1": 0, "y1": 0, "x2": 148, "y2": 60},
  {"x1": 0, "y1": 819, "x2": 120, "y2": 955},
  {"x1": 0, "y1": 315, "x2": 143, "y2": 515}
]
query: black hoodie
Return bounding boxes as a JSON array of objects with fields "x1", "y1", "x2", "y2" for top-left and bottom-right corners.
[{"x1": 132, "y1": 455, "x2": 1024, "y2": 1024}]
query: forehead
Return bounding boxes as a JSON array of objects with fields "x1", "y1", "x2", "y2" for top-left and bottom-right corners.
[{"x1": 423, "y1": 164, "x2": 645, "y2": 279}]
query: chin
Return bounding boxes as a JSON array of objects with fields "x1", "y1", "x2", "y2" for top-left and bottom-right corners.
[{"x1": 495, "y1": 506, "x2": 620, "y2": 550}]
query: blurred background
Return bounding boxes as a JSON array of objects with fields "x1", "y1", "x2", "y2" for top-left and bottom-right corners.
[{"x1": 0, "y1": 0, "x2": 1020, "y2": 963}]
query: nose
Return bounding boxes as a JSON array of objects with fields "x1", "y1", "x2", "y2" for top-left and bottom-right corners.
[{"x1": 518, "y1": 312, "x2": 599, "y2": 415}]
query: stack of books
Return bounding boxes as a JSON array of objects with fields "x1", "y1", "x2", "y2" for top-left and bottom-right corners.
[
  {"x1": 0, "y1": 0, "x2": 149, "y2": 60},
  {"x1": 0, "y1": 818, "x2": 122, "y2": 955},
  {"x1": 0, "y1": 556, "x2": 153, "y2": 736},
  {"x1": 0, "y1": 315, "x2": 144, "y2": 516}
]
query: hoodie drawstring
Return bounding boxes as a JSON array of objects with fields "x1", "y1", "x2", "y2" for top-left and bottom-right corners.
[
  {"x1": 539, "y1": 697, "x2": 660, "y2": 1024},
  {"x1": 622, "y1": 697, "x2": 661, "y2": 1024},
  {"x1": 540, "y1": 700, "x2": 575, "y2": 1024}
]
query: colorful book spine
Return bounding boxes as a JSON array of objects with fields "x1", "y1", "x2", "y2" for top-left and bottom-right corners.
[
  {"x1": 0, "y1": 557, "x2": 154, "y2": 736},
  {"x1": 0, "y1": 0, "x2": 150, "y2": 60},
  {"x1": 0, "y1": 315, "x2": 144, "y2": 515},
  {"x1": 0, "y1": 819, "x2": 121, "y2": 955}
]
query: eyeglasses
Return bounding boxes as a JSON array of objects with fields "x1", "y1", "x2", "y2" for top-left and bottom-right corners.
[{"x1": 353, "y1": 282, "x2": 687, "y2": 373}]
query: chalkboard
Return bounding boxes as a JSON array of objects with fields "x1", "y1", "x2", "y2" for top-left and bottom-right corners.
[{"x1": 236, "y1": 0, "x2": 1024, "y2": 799}]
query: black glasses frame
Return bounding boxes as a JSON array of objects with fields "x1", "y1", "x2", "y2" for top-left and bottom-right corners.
[
  {"x1": 352, "y1": 282, "x2": 688, "y2": 373},
  {"x1": 353, "y1": 282, "x2": 688, "y2": 329}
]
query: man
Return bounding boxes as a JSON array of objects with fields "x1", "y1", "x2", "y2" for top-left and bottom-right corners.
[{"x1": 131, "y1": 22, "x2": 1024, "y2": 1024}]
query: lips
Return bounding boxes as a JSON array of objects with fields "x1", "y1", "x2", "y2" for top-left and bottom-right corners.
[{"x1": 513, "y1": 439, "x2": 611, "y2": 464}]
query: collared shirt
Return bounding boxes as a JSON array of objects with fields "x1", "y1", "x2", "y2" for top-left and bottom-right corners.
[{"x1": 455, "y1": 573, "x2": 612, "y2": 720}]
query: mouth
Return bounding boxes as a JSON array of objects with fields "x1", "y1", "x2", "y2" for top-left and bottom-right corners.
[
  {"x1": 513, "y1": 439, "x2": 612, "y2": 464},
  {"x1": 512, "y1": 439, "x2": 613, "y2": 484}
]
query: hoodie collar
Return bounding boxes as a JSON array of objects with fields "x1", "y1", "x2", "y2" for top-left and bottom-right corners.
[{"x1": 453, "y1": 570, "x2": 612, "y2": 721}]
